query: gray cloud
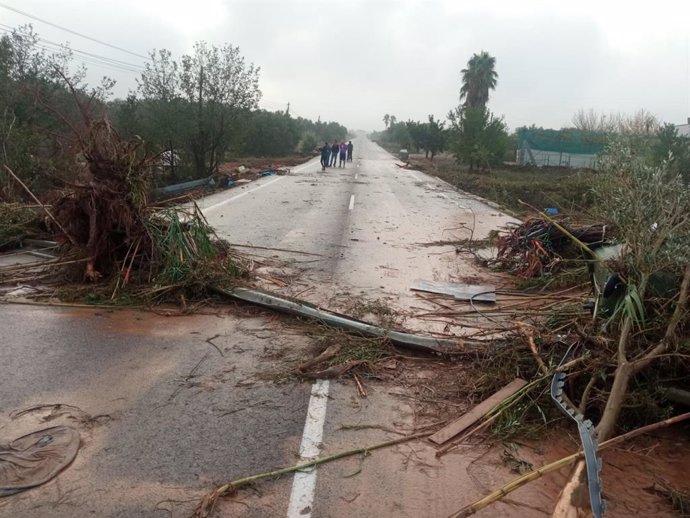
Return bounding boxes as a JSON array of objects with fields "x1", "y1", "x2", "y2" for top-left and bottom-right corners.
[{"x1": 2, "y1": 0, "x2": 688, "y2": 131}]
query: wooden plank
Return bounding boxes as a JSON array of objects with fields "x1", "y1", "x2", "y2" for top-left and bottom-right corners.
[
  {"x1": 411, "y1": 279, "x2": 496, "y2": 303},
  {"x1": 428, "y1": 378, "x2": 528, "y2": 445}
]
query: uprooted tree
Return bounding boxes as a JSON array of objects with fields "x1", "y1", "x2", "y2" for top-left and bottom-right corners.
[{"x1": 3, "y1": 72, "x2": 248, "y2": 299}]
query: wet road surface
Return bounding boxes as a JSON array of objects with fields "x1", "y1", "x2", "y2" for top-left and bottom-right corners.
[{"x1": 201, "y1": 136, "x2": 518, "y2": 319}]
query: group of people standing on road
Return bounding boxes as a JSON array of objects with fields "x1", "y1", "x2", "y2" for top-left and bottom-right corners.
[{"x1": 320, "y1": 140, "x2": 353, "y2": 171}]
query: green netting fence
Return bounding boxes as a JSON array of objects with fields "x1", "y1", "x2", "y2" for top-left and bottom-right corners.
[{"x1": 517, "y1": 128, "x2": 608, "y2": 155}]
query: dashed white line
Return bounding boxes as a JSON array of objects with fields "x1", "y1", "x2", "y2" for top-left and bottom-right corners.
[
  {"x1": 286, "y1": 379, "x2": 330, "y2": 518},
  {"x1": 354, "y1": 173, "x2": 358, "y2": 180},
  {"x1": 348, "y1": 194, "x2": 355, "y2": 210},
  {"x1": 202, "y1": 176, "x2": 285, "y2": 212}
]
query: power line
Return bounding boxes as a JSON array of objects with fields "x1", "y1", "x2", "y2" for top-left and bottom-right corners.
[
  {"x1": 0, "y1": 23, "x2": 145, "y2": 70},
  {"x1": 0, "y1": 26, "x2": 144, "y2": 75},
  {"x1": 0, "y1": 2, "x2": 149, "y2": 60},
  {"x1": 40, "y1": 41, "x2": 145, "y2": 71}
]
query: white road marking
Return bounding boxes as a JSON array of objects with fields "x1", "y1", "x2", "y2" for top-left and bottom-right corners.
[
  {"x1": 202, "y1": 176, "x2": 285, "y2": 212},
  {"x1": 292, "y1": 161, "x2": 316, "y2": 173},
  {"x1": 348, "y1": 194, "x2": 355, "y2": 210},
  {"x1": 286, "y1": 379, "x2": 330, "y2": 518},
  {"x1": 354, "y1": 173, "x2": 358, "y2": 180}
]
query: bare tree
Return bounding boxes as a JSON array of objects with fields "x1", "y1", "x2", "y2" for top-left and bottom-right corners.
[{"x1": 571, "y1": 108, "x2": 659, "y2": 135}]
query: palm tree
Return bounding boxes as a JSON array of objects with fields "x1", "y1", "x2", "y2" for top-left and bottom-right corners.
[
  {"x1": 383, "y1": 113, "x2": 390, "y2": 128},
  {"x1": 389, "y1": 115, "x2": 397, "y2": 126},
  {"x1": 460, "y1": 51, "x2": 498, "y2": 108}
]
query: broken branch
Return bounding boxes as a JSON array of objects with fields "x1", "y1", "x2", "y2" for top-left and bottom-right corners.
[
  {"x1": 192, "y1": 430, "x2": 433, "y2": 518},
  {"x1": 3, "y1": 164, "x2": 77, "y2": 246}
]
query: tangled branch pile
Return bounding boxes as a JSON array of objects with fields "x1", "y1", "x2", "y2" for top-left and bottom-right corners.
[
  {"x1": 49, "y1": 118, "x2": 155, "y2": 280},
  {"x1": 495, "y1": 218, "x2": 610, "y2": 277},
  {"x1": 4, "y1": 90, "x2": 249, "y2": 301},
  {"x1": 454, "y1": 142, "x2": 690, "y2": 515}
]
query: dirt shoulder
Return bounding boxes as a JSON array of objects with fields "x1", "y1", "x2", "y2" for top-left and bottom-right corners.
[{"x1": 407, "y1": 153, "x2": 598, "y2": 222}]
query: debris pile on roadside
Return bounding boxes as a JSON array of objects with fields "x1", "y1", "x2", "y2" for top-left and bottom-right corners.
[
  {"x1": 1, "y1": 107, "x2": 250, "y2": 302},
  {"x1": 215, "y1": 161, "x2": 291, "y2": 188},
  {"x1": 494, "y1": 217, "x2": 611, "y2": 276}
]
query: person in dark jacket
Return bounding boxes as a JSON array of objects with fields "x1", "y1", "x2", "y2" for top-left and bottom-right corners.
[
  {"x1": 347, "y1": 140, "x2": 353, "y2": 161},
  {"x1": 320, "y1": 142, "x2": 330, "y2": 171},
  {"x1": 330, "y1": 141, "x2": 339, "y2": 167}
]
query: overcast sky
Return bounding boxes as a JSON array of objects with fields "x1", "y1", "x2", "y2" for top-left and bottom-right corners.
[{"x1": 2, "y1": 0, "x2": 689, "y2": 132}]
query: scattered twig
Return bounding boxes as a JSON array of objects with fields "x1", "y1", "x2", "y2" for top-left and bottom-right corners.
[
  {"x1": 192, "y1": 430, "x2": 434, "y2": 518},
  {"x1": 205, "y1": 334, "x2": 224, "y2": 356},
  {"x1": 435, "y1": 411, "x2": 502, "y2": 458},
  {"x1": 514, "y1": 322, "x2": 548, "y2": 376},
  {"x1": 353, "y1": 372, "x2": 367, "y2": 398},
  {"x1": 223, "y1": 242, "x2": 324, "y2": 257}
]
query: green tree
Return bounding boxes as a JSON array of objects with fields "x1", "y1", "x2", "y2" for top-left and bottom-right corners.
[
  {"x1": 405, "y1": 120, "x2": 424, "y2": 152},
  {"x1": 1, "y1": 24, "x2": 111, "y2": 196},
  {"x1": 448, "y1": 106, "x2": 508, "y2": 171},
  {"x1": 138, "y1": 42, "x2": 261, "y2": 178},
  {"x1": 460, "y1": 51, "x2": 497, "y2": 109},
  {"x1": 300, "y1": 132, "x2": 318, "y2": 154},
  {"x1": 295, "y1": 117, "x2": 347, "y2": 144},
  {"x1": 652, "y1": 123, "x2": 690, "y2": 184},
  {"x1": 243, "y1": 110, "x2": 299, "y2": 157},
  {"x1": 423, "y1": 114, "x2": 446, "y2": 160}
]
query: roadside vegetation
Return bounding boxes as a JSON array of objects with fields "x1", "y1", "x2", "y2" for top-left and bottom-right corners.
[{"x1": 410, "y1": 155, "x2": 597, "y2": 220}]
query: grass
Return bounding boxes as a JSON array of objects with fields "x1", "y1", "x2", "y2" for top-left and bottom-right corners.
[{"x1": 410, "y1": 154, "x2": 598, "y2": 222}]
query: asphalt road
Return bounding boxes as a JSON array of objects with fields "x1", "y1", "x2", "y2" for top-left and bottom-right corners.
[
  {"x1": 201, "y1": 136, "x2": 517, "y2": 326},
  {"x1": 0, "y1": 138, "x2": 526, "y2": 518}
]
